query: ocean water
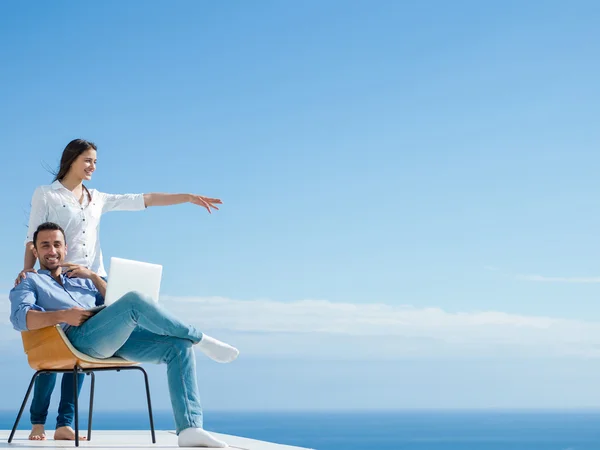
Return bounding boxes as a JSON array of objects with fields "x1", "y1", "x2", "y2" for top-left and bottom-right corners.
[{"x1": 2, "y1": 410, "x2": 600, "y2": 449}]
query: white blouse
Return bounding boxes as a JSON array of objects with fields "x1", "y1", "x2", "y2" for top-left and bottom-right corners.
[{"x1": 26, "y1": 180, "x2": 146, "y2": 277}]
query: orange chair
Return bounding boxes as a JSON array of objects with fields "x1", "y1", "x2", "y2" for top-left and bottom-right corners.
[{"x1": 8, "y1": 325, "x2": 156, "y2": 446}]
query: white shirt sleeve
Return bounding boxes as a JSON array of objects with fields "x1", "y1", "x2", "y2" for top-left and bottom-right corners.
[
  {"x1": 25, "y1": 187, "x2": 48, "y2": 245},
  {"x1": 99, "y1": 192, "x2": 146, "y2": 214}
]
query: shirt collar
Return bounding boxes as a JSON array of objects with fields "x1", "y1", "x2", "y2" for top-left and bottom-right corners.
[
  {"x1": 50, "y1": 180, "x2": 92, "y2": 205},
  {"x1": 51, "y1": 180, "x2": 64, "y2": 190},
  {"x1": 38, "y1": 269, "x2": 66, "y2": 281}
]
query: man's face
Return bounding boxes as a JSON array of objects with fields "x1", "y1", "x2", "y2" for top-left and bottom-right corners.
[{"x1": 33, "y1": 230, "x2": 67, "y2": 271}]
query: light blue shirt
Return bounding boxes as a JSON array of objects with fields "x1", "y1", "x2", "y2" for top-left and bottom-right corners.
[{"x1": 9, "y1": 270, "x2": 104, "y2": 332}]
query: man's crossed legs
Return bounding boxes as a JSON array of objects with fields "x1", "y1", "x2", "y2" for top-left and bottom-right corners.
[{"x1": 65, "y1": 291, "x2": 239, "y2": 448}]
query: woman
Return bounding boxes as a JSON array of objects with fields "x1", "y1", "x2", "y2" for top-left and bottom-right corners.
[{"x1": 14, "y1": 138, "x2": 221, "y2": 441}]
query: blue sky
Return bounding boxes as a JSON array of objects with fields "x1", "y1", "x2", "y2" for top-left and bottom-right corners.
[{"x1": 2, "y1": 0, "x2": 600, "y2": 416}]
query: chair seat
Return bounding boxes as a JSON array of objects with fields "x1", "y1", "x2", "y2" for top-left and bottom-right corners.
[{"x1": 21, "y1": 325, "x2": 138, "y2": 370}]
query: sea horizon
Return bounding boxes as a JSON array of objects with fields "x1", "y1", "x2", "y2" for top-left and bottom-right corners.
[{"x1": 3, "y1": 409, "x2": 600, "y2": 450}]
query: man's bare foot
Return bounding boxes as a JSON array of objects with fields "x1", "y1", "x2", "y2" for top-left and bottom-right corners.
[
  {"x1": 29, "y1": 424, "x2": 46, "y2": 440},
  {"x1": 54, "y1": 426, "x2": 87, "y2": 441}
]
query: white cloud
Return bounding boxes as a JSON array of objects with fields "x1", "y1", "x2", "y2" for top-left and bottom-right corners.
[
  {"x1": 517, "y1": 274, "x2": 600, "y2": 283},
  {"x1": 158, "y1": 295, "x2": 600, "y2": 359},
  {"x1": 161, "y1": 295, "x2": 558, "y2": 334},
  {"x1": 3, "y1": 292, "x2": 600, "y2": 359}
]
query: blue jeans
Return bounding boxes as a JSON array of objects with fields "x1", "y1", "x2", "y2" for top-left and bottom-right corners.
[
  {"x1": 65, "y1": 291, "x2": 204, "y2": 434},
  {"x1": 30, "y1": 373, "x2": 85, "y2": 428}
]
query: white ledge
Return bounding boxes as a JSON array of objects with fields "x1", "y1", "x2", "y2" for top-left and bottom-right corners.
[{"x1": 0, "y1": 430, "x2": 314, "y2": 450}]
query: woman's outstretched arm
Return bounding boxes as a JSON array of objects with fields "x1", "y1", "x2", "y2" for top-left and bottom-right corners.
[{"x1": 143, "y1": 193, "x2": 222, "y2": 213}]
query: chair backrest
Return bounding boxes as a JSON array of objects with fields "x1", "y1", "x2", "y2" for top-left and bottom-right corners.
[
  {"x1": 21, "y1": 325, "x2": 138, "y2": 370},
  {"x1": 21, "y1": 325, "x2": 78, "y2": 370}
]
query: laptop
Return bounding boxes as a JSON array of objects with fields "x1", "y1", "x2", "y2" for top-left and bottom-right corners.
[{"x1": 103, "y1": 257, "x2": 163, "y2": 306}]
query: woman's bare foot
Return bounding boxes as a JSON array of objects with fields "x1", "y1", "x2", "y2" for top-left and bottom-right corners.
[
  {"x1": 29, "y1": 424, "x2": 46, "y2": 440},
  {"x1": 54, "y1": 426, "x2": 87, "y2": 441}
]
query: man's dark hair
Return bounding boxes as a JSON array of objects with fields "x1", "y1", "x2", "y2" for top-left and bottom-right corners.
[{"x1": 33, "y1": 222, "x2": 66, "y2": 248}]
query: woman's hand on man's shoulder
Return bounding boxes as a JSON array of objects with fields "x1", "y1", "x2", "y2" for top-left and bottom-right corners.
[{"x1": 14, "y1": 268, "x2": 37, "y2": 287}]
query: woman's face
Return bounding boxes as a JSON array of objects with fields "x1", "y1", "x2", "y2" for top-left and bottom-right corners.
[{"x1": 69, "y1": 149, "x2": 97, "y2": 181}]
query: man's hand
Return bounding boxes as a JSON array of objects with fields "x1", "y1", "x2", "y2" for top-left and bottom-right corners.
[
  {"x1": 14, "y1": 268, "x2": 37, "y2": 287},
  {"x1": 188, "y1": 194, "x2": 222, "y2": 214},
  {"x1": 62, "y1": 307, "x2": 93, "y2": 326},
  {"x1": 60, "y1": 264, "x2": 94, "y2": 279}
]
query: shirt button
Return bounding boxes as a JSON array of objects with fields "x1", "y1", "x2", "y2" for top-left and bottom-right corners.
[
  {"x1": 83, "y1": 231, "x2": 85, "y2": 234},
  {"x1": 83, "y1": 219, "x2": 86, "y2": 221},
  {"x1": 83, "y1": 243, "x2": 86, "y2": 246}
]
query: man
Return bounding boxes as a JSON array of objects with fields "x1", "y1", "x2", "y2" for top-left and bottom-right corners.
[{"x1": 10, "y1": 222, "x2": 239, "y2": 447}]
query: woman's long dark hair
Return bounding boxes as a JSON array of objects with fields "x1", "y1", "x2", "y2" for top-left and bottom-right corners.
[{"x1": 53, "y1": 139, "x2": 97, "y2": 202}]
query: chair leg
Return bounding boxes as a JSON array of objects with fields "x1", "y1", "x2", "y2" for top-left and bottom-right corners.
[
  {"x1": 137, "y1": 367, "x2": 156, "y2": 444},
  {"x1": 73, "y1": 366, "x2": 79, "y2": 447},
  {"x1": 8, "y1": 371, "x2": 42, "y2": 443},
  {"x1": 87, "y1": 372, "x2": 95, "y2": 441}
]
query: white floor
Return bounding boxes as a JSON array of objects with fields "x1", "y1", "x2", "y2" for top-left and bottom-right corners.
[{"x1": 0, "y1": 430, "x2": 313, "y2": 450}]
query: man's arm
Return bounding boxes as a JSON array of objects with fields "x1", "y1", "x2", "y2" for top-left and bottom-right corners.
[
  {"x1": 26, "y1": 309, "x2": 92, "y2": 330},
  {"x1": 10, "y1": 275, "x2": 93, "y2": 331},
  {"x1": 26, "y1": 309, "x2": 67, "y2": 330},
  {"x1": 10, "y1": 276, "x2": 44, "y2": 331}
]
